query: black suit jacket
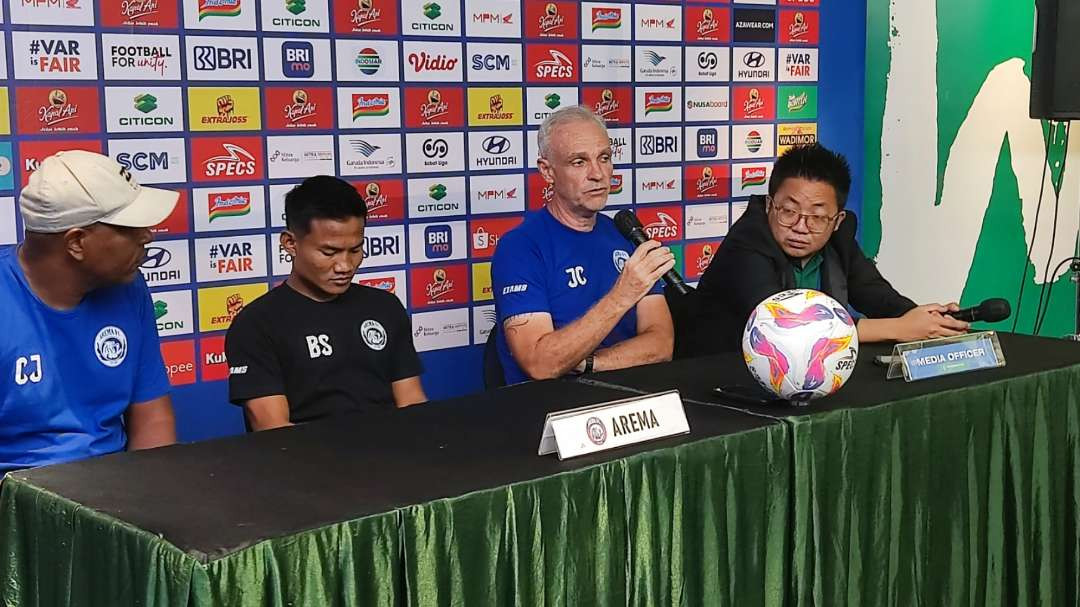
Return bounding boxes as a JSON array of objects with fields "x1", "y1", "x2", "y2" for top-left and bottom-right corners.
[{"x1": 675, "y1": 195, "x2": 916, "y2": 356}]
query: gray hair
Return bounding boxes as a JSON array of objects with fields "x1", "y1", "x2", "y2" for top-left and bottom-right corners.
[{"x1": 537, "y1": 105, "x2": 608, "y2": 159}]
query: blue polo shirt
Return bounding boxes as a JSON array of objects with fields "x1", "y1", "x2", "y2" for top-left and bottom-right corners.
[
  {"x1": 0, "y1": 247, "x2": 170, "y2": 474},
  {"x1": 491, "y1": 208, "x2": 662, "y2": 384}
]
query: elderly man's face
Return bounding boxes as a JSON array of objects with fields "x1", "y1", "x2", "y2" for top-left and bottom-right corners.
[{"x1": 537, "y1": 119, "x2": 613, "y2": 216}]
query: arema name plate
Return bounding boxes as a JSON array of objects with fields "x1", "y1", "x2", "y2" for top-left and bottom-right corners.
[{"x1": 538, "y1": 390, "x2": 690, "y2": 460}]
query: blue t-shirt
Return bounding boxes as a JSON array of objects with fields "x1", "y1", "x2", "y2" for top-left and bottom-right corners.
[
  {"x1": 0, "y1": 247, "x2": 170, "y2": 473},
  {"x1": 491, "y1": 208, "x2": 662, "y2": 384}
]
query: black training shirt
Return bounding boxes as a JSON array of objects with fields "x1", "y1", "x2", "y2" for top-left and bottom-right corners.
[{"x1": 225, "y1": 282, "x2": 422, "y2": 423}]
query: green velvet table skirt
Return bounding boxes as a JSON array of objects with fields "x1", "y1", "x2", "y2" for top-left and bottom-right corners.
[
  {"x1": 1, "y1": 424, "x2": 791, "y2": 606},
  {"x1": 789, "y1": 362, "x2": 1080, "y2": 606},
  {"x1": 3, "y1": 362, "x2": 1079, "y2": 606}
]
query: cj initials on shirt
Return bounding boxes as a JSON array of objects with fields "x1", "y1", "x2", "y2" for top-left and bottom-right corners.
[
  {"x1": 565, "y1": 266, "x2": 588, "y2": 289},
  {"x1": 14, "y1": 354, "x2": 43, "y2": 385},
  {"x1": 306, "y1": 335, "x2": 333, "y2": 359}
]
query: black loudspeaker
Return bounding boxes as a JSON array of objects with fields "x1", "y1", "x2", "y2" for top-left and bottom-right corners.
[{"x1": 1031, "y1": 0, "x2": 1080, "y2": 119}]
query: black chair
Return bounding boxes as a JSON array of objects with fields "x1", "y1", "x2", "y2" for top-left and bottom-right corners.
[{"x1": 483, "y1": 327, "x2": 506, "y2": 389}]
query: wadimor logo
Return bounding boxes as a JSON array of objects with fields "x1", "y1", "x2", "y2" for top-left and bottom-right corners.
[
  {"x1": 102, "y1": 34, "x2": 181, "y2": 80},
  {"x1": 14, "y1": 33, "x2": 98, "y2": 80},
  {"x1": 186, "y1": 37, "x2": 259, "y2": 80}
]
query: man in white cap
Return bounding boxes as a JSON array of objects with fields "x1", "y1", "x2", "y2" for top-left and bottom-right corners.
[{"x1": 0, "y1": 150, "x2": 179, "y2": 474}]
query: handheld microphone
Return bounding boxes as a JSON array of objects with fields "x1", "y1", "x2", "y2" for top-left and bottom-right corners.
[
  {"x1": 946, "y1": 298, "x2": 1011, "y2": 323},
  {"x1": 613, "y1": 209, "x2": 690, "y2": 295}
]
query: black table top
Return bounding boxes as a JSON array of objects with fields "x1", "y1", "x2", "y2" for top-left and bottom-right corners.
[
  {"x1": 584, "y1": 332, "x2": 1080, "y2": 418},
  {"x1": 9, "y1": 379, "x2": 775, "y2": 562}
]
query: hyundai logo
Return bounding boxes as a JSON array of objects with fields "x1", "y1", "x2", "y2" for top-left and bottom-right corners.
[
  {"x1": 743, "y1": 52, "x2": 766, "y2": 68},
  {"x1": 141, "y1": 247, "x2": 172, "y2": 269},
  {"x1": 482, "y1": 136, "x2": 511, "y2": 155}
]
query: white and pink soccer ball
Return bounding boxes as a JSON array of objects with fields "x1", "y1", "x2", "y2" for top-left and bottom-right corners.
[{"x1": 742, "y1": 289, "x2": 859, "y2": 401}]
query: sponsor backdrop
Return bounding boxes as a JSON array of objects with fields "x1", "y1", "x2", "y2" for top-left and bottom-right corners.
[
  {"x1": 864, "y1": 0, "x2": 1079, "y2": 337},
  {"x1": 0, "y1": 0, "x2": 827, "y2": 439}
]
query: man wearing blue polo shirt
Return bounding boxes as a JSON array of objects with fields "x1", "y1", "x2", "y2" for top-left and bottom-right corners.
[
  {"x1": 492, "y1": 106, "x2": 675, "y2": 383},
  {"x1": 0, "y1": 150, "x2": 178, "y2": 474}
]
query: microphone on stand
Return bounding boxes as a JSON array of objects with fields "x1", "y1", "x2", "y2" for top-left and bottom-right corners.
[{"x1": 613, "y1": 209, "x2": 690, "y2": 296}]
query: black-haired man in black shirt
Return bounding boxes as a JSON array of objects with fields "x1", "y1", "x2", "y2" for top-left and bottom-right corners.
[{"x1": 226, "y1": 176, "x2": 426, "y2": 431}]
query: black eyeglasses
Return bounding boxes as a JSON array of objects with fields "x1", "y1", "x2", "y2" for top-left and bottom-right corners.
[{"x1": 767, "y1": 196, "x2": 842, "y2": 234}]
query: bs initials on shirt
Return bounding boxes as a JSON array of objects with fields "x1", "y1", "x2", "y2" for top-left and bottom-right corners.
[
  {"x1": 14, "y1": 355, "x2": 43, "y2": 385},
  {"x1": 306, "y1": 334, "x2": 333, "y2": 358}
]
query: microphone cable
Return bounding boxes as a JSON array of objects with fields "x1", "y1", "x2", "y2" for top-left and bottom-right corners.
[
  {"x1": 1033, "y1": 121, "x2": 1071, "y2": 335},
  {"x1": 1012, "y1": 120, "x2": 1055, "y2": 333}
]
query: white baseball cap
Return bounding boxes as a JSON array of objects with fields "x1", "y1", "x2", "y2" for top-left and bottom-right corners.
[{"x1": 19, "y1": 150, "x2": 179, "y2": 233}]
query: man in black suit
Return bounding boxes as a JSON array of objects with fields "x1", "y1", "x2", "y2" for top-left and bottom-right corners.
[{"x1": 685, "y1": 143, "x2": 968, "y2": 355}]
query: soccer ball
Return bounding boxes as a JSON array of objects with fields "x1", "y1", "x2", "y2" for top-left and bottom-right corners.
[{"x1": 742, "y1": 289, "x2": 859, "y2": 401}]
